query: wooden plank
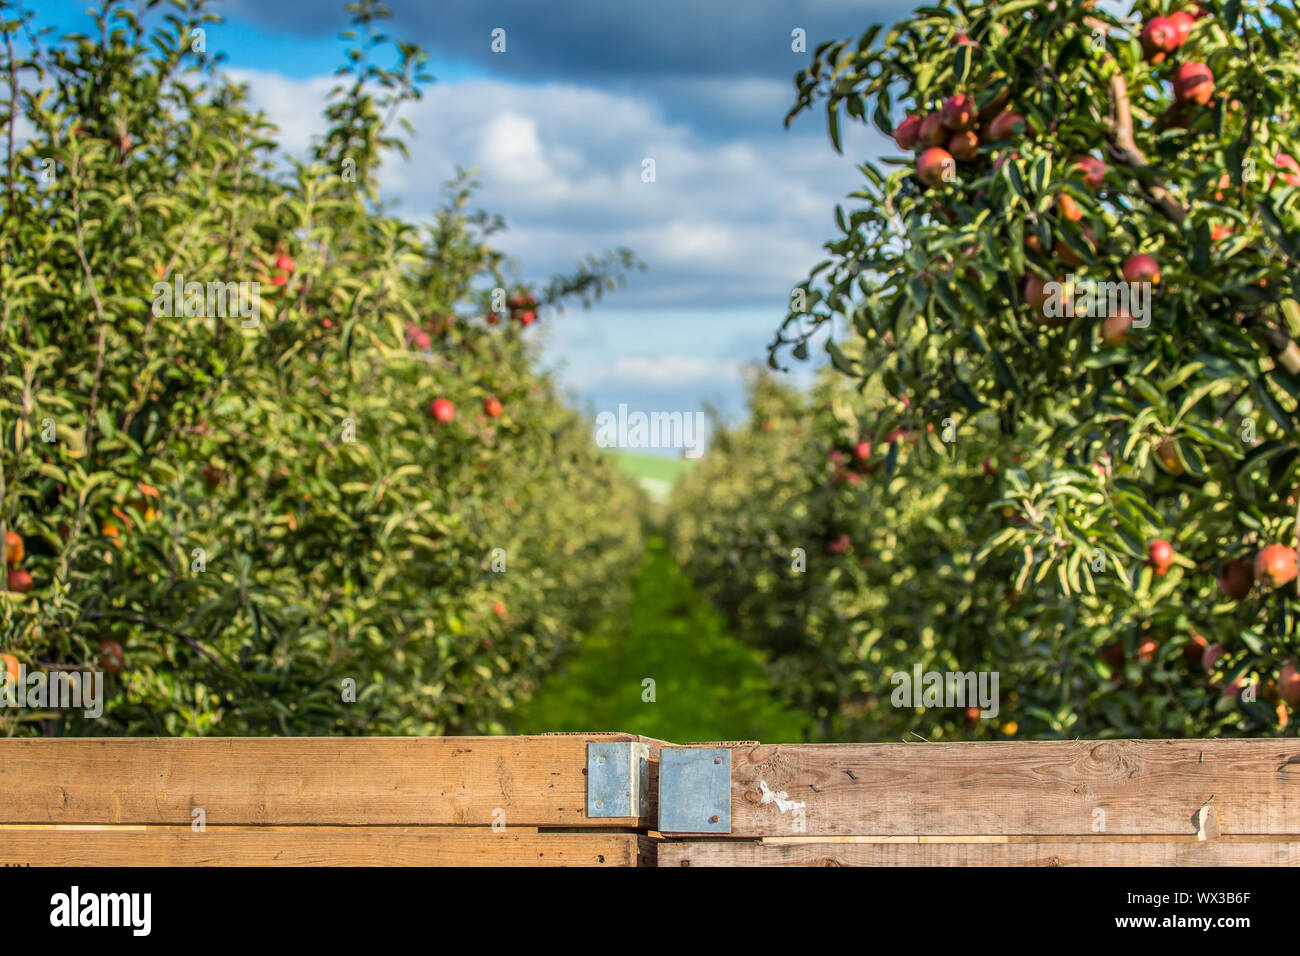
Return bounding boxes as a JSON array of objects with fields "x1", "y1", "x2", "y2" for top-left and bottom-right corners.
[
  {"x1": 0, "y1": 826, "x2": 652, "y2": 866},
  {"x1": 659, "y1": 839, "x2": 1300, "y2": 866},
  {"x1": 717, "y1": 740, "x2": 1300, "y2": 837},
  {"x1": 0, "y1": 735, "x2": 663, "y2": 828}
]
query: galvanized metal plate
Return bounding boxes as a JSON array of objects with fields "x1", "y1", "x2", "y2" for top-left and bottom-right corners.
[
  {"x1": 658, "y1": 747, "x2": 731, "y2": 834},
  {"x1": 586, "y1": 741, "x2": 649, "y2": 818}
]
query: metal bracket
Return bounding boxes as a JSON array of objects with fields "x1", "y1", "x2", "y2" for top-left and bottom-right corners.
[
  {"x1": 586, "y1": 741, "x2": 650, "y2": 818},
  {"x1": 658, "y1": 747, "x2": 731, "y2": 834}
]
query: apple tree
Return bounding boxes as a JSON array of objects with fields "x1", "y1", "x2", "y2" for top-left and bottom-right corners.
[
  {"x1": 0, "y1": 0, "x2": 645, "y2": 735},
  {"x1": 674, "y1": 0, "x2": 1300, "y2": 738}
]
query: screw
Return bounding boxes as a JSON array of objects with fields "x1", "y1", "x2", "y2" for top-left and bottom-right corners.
[
  {"x1": 596, "y1": 799, "x2": 604, "y2": 809},
  {"x1": 709, "y1": 814, "x2": 720, "y2": 823},
  {"x1": 714, "y1": 757, "x2": 722, "y2": 765}
]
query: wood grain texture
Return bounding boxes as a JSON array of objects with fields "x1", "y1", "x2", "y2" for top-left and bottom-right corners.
[
  {"x1": 0, "y1": 826, "x2": 652, "y2": 866},
  {"x1": 659, "y1": 839, "x2": 1300, "y2": 867},
  {"x1": 722, "y1": 740, "x2": 1300, "y2": 837},
  {"x1": 0, "y1": 735, "x2": 663, "y2": 828}
]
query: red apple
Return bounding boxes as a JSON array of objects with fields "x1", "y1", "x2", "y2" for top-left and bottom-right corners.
[
  {"x1": 430, "y1": 398, "x2": 456, "y2": 423},
  {"x1": 6, "y1": 568, "x2": 31, "y2": 593},
  {"x1": 919, "y1": 112, "x2": 948, "y2": 147},
  {"x1": 1054, "y1": 223, "x2": 1094, "y2": 266},
  {"x1": 1101, "y1": 310, "x2": 1134, "y2": 347},
  {"x1": 1173, "y1": 63, "x2": 1215, "y2": 106},
  {"x1": 98, "y1": 639, "x2": 125, "y2": 674},
  {"x1": 985, "y1": 111, "x2": 1028, "y2": 142},
  {"x1": 1024, "y1": 273, "x2": 1055, "y2": 314},
  {"x1": 1056, "y1": 194, "x2": 1083, "y2": 223},
  {"x1": 492, "y1": 601, "x2": 507, "y2": 618},
  {"x1": 941, "y1": 94, "x2": 976, "y2": 131},
  {"x1": 1202, "y1": 642, "x2": 1228, "y2": 671},
  {"x1": 1255, "y1": 544, "x2": 1298, "y2": 589},
  {"x1": 275, "y1": 254, "x2": 295, "y2": 272},
  {"x1": 948, "y1": 130, "x2": 979, "y2": 161},
  {"x1": 854, "y1": 441, "x2": 871, "y2": 461},
  {"x1": 518, "y1": 310, "x2": 537, "y2": 326},
  {"x1": 1141, "y1": 17, "x2": 1180, "y2": 62},
  {"x1": 202, "y1": 464, "x2": 224, "y2": 491},
  {"x1": 1122, "y1": 253, "x2": 1161, "y2": 285},
  {"x1": 893, "y1": 115, "x2": 923, "y2": 150},
  {"x1": 1217, "y1": 558, "x2": 1254, "y2": 599},
  {"x1": 5, "y1": 531, "x2": 23, "y2": 565},
  {"x1": 916, "y1": 147, "x2": 956, "y2": 187},
  {"x1": 1155, "y1": 438, "x2": 1183, "y2": 475},
  {"x1": 1137, "y1": 635, "x2": 1158, "y2": 663},
  {"x1": 1272, "y1": 153, "x2": 1300, "y2": 188},
  {"x1": 271, "y1": 272, "x2": 288, "y2": 287},
  {"x1": 405, "y1": 323, "x2": 431, "y2": 350},
  {"x1": 1279, "y1": 661, "x2": 1300, "y2": 707},
  {"x1": 1181, "y1": 632, "x2": 1208, "y2": 666},
  {"x1": 1168, "y1": 10, "x2": 1195, "y2": 46},
  {"x1": 1075, "y1": 156, "x2": 1106, "y2": 192},
  {"x1": 824, "y1": 534, "x2": 851, "y2": 556},
  {"x1": 1147, "y1": 539, "x2": 1175, "y2": 576},
  {"x1": 483, "y1": 396, "x2": 504, "y2": 419}
]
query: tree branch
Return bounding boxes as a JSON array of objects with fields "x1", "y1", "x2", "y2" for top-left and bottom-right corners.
[
  {"x1": 1105, "y1": 72, "x2": 1190, "y2": 226},
  {"x1": 86, "y1": 611, "x2": 227, "y2": 671},
  {"x1": 1240, "y1": 307, "x2": 1300, "y2": 376}
]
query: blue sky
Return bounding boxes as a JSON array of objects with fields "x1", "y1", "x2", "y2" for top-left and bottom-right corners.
[{"x1": 42, "y1": 0, "x2": 910, "y2": 444}]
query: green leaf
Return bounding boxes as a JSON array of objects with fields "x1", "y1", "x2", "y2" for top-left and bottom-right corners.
[
  {"x1": 1030, "y1": 155, "x2": 1051, "y2": 195},
  {"x1": 827, "y1": 339, "x2": 857, "y2": 375},
  {"x1": 951, "y1": 379, "x2": 987, "y2": 410},
  {"x1": 954, "y1": 42, "x2": 973, "y2": 87},
  {"x1": 827, "y1": 101, "x2": 842, "y2": 153},
  {"x1": 991, "y1": 349, "x2": 1021, "y2": 395},
  {"x1": 1251, "y1": 376, "x2": 1295, "y2": 435}
]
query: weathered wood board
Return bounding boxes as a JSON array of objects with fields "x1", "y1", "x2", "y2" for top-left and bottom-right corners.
[
  {"x1": 0, "y1": 826, "x2": 652, "y2": 867},
  {"x1": 0, "y1": 734, "x2": 663, "y2": 829},
  {"x1": 716, "y1": 740, "x2": 1300, "y2": 837},
  {"x1": 658, "y1": 837, "x2": 1300, "y2": 867}
]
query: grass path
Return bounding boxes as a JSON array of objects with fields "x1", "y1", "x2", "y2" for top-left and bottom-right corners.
[{"x1": 511, "y1": 536, "x2": 809, "y2": 743}]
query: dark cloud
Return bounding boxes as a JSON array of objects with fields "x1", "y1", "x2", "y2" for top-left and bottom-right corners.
[{"x1": 225, "y1": 0, "x2": 915, "y2": 81}]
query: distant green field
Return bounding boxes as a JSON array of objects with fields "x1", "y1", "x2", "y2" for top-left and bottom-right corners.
[
  {"x1": 614, "y1": 451, "x2": 696, "y2": 483},
  {"x1": 612, "y1": 452, "x2": 696, "y2": 502},
  {"x1": 511, "y1": 537, "x2": 810, "y2": 744}
]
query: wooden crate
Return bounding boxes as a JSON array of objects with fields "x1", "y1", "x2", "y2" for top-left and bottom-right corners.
[
  {"x1": 0, "y1": 733, "x2": 663, "y2": 867},
  {"x1": 2, "y1": 735, "x2": 1296, "y2": 866},
  {"x1": 653, "y1": 739, "x2": 1300, "y2": 866}
]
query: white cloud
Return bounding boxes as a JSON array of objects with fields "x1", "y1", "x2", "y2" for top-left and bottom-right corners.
[
  {"x1": 226, "y1": 67, "x2": 868, "y2": 415},
  {"x1": 227, "y1": 69, "x2": 876, "y2": 308},
  {"x1": 227, "y1": 69, "x2": 334, "y2": 157},
  {"x1": 579, "y1": 355, "x2": 744, "y2": 389}
]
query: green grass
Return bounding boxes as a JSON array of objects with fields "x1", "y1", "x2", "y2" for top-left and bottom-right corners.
[
  {"x1": 511, "y1": 536, "x2": 809, "y2": 743},
  {"x1": 612, "y1": 452, "x2": 696, "y2": 504},
  {"x1": 613, "y1": 451, "x2": 694, "y2": 483}
]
